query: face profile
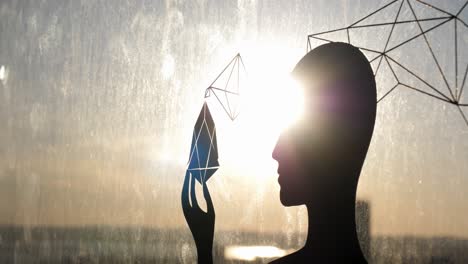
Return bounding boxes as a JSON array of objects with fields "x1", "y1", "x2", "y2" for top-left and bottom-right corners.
[
  {"x1": 273, "y1": 42, "x2": 376, "y2": 208},
  {"x1": 273, "y1": 122, "x2": 333, "y2": 207}
]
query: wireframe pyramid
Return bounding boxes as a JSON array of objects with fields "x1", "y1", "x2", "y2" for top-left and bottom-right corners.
[
  {"x1": 205, "y1": 53, "x2": 247, "y2": 121},
  {"x1": 187, "y1": 102, "x2": 219, "y2": 183},
  {"x1": 307, "y1": 0, "x2": 468, "y2": 126}
]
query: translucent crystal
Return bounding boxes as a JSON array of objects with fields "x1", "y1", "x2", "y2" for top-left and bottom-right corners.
[{"x1": 187, "y1": 102, "x2": 219, "y2": 183}]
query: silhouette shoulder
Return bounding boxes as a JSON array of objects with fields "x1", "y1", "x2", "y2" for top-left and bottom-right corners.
[
  {"x1": 269, "y1": 251, "x2": 303, "y2": 264},
  {"x1": 269, "y1": 250, "x2": 368, "y2": 264}
]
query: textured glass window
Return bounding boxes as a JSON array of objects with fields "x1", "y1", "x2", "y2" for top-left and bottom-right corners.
[{"x1": 0, "y1": 0, "x2": 467, "y2": 263}]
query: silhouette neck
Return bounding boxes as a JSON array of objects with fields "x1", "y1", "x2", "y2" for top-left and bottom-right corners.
[{"x1": 304, "y1": 187, "x2": 363, "y2": 260}]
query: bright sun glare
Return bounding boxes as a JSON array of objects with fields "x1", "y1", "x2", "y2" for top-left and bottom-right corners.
[
  {"x1": 243, "y1": 43, "x2": 305, "y2": 133},
  {"x1": 206, "y1": 42, "x2": 305, "y2": 175}
]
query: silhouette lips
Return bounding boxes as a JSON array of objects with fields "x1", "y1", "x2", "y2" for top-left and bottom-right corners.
[
  {"x1": 277, "y1": 169, "x2": 287, "y2": 186},
  {"x1": 277, "y1": 174, "x2": 284, "y2": 186}
]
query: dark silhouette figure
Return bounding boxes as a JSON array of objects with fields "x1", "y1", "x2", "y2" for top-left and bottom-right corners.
[
  {"x1": 182, "y1": 42, "x2": 376, "y2": 263},
  {"x1": 270, "y1": 42, "x2": 376, "y2": 262}
]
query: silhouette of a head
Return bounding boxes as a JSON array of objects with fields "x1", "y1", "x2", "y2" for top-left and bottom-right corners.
[{"x1": 273, "y1": 42, "x2": 376, "y2": 206}]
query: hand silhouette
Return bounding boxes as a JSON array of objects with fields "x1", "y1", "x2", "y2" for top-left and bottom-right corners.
[{"x1": 181, "y1": 171, "x2": 215, "y2": 263}]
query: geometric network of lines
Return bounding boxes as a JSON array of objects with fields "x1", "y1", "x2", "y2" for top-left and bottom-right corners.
[
  {"x1": 204, "y1": 53, "x2": 247, "y2": 121},
  {"x1": 308, "y1": 0, "x2": 468, "y2": 126}
]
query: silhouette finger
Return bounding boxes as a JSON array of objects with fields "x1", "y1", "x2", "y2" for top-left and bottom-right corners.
[
  {"x1": 202, "y1": 181, "x2": 214, "y2": 216},
  {"x1": 181, "y1": 170, "x2": 191, "y2": 213},
  {"x1": 190, "y1": 173, "x2": 199, "y2": 209}
]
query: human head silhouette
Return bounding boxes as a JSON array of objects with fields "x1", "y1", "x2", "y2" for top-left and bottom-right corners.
[{"x1": 272, "y1": 42, "x2": 376, "y2": 207}]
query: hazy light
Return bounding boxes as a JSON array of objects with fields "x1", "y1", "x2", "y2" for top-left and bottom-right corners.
[
  {"x1": 0, "y1": 65, "x2": 5, "y2": 82},
  {"x1": 161, "y1": 55, "x2": 175, "y2": 79},
  {"x1": 242, "y1": 43, "x2": 305, "y2": 132},
  {"x1": 224, "y1": 245, "x2": 292, "y2": 261},
  {"x1": 267, "y1": 76, "x2": 304, "y2": 130}
]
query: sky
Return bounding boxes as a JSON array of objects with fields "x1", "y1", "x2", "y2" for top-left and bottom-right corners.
[{"x1": 0, "y1": 0, "x2": 468, "y2": 240}]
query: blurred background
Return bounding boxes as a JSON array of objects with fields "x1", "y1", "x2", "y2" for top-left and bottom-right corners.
[{"x1": 0, "y1": 0, "x2": 467, "y2": 263}]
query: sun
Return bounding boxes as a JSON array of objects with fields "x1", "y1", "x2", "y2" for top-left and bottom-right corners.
[
  {"x1": 211, "y1": 42, "x2": 306, "y2": 175},
  {"x1": 240, "y1": 42, "x2": 305, "y2": 131}
]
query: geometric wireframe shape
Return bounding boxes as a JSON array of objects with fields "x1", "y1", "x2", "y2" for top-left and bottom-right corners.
[
  {"x1": 307, "y1": 0, "x2": 468, "y2": 126},
  {"x1": 187, "y1": 102, "x2": 219, "y2": 183},
  {"x1": 205, "y1": 53, "x2": 247, "y2": 121}
]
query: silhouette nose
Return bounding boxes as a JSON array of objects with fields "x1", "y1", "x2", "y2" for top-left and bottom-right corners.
[
  {"x1": 271, "y1": 134, "x2": 290, "y2": 162},
  {"x1": 272, "y1": 139, "x2": 280, "y2": 161}
]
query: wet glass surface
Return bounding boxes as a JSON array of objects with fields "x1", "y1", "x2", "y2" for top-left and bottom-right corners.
[{"x1": 0, "y1": 0, "x2": 467, "y2": 263}]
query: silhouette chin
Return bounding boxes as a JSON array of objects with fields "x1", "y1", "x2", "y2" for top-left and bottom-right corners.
[{"x1": 280, "y1": 189, "x2": 301, "y2": 207}]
